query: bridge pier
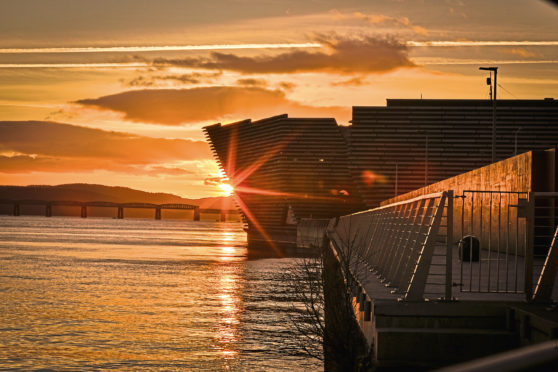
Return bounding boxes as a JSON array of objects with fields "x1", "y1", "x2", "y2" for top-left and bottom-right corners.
[
  {"x1": 117, "y1": 207, "x2": 124, "y2": 219},
  {"x1": 193, "y1": 207, "x2": 200, "y2": 221},
  {"x1": 81, "y1": 205, "x2": 87, "y2": 218},
  {"x1": 155, "y1": 207, "x2": 161, "y2": 220},
  {"x1": 220, "y1": 212, "x2": 226, "y2": 222},
  {"x1": 45, "y1": 204, "x2": 52, "y2": 217},
  {"x1": 13, "y1": 203, "x2": 20, "y2": 216}
]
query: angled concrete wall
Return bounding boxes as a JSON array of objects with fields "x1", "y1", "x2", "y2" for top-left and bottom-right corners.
[{"x1": 382, "y1": 149, "x2": 557, "y2": 257}]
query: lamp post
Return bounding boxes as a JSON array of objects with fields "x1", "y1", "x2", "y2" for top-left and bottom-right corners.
[{"x1": 479, "y1": 66, "x2": 498, "y2": 163}]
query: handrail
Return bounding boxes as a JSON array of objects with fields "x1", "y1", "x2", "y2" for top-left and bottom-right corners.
[{"x1": 328, "y1": 191, "x2": 452, "y2": 301}]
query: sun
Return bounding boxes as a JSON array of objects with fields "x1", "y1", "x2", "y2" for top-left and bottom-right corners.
[{"x1": 218, "y1": 183, "x2": 234, "y2": 196}]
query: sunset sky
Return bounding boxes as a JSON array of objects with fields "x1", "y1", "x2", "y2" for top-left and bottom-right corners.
[{"x1": 1, "y1": 0, "x2": 557, "y2": 198}]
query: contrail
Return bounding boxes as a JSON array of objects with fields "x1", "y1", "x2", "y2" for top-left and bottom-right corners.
[
  {"x1": 408, "y1": 40, "x2": 558, "y2": 47},
  {"x1": 0, "y1": 43, "x2": 321, "y2": 54},
  {"x1": 413, "y1": 57, "x2": 558, "y2": 65},
  {"x1": 0, "y1": 63, "x2": 149, "y2": 68}
]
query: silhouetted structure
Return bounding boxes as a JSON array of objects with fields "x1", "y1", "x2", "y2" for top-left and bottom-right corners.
[
  {"x1": 0, "y1": 199, "x2": 234, "y2": 221},
  {"x1": 204, "y1": 114, "x2": 363, "y2": 252},
  {"x1": 204, "y1": 99, "x2": 558, "y2": 253}
]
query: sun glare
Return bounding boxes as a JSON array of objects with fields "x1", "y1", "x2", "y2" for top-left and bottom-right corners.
[{"x1": 218, "y1": 183, "x2": 234, "y2": 196}]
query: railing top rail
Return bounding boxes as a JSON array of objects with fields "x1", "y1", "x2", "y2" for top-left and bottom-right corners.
[
  {"x1": 350, "y1": 191, "x2": 447, "y2": 216},
  {"x1": 462, "y1": 190, "x2": 528, "y2": 194}
]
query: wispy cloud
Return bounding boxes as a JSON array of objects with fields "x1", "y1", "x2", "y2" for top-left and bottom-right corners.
[
  {"x1": 413, "y1": 57, "x2": 558, "y2": 65},
  {"x1": 153, "y1": 34, "x2": 414, "y2": 74},
  {"x1": 332, "y1": 10, "x2": 428, "y2": 35},
  {"x1": 408, "y1": 41, "x2": 558, "y2": 47},
  {"x1": 0, "y1": 63, "x2": 149, "y2": 69},
  {"x1": 122, "y1": 72, "x2": 222, "y2": 87},
  {"x1": 0, "y1": 43, "x2": 321, "y2": 54}
]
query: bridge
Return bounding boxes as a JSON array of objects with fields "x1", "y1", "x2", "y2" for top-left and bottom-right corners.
[{"x1": 0, "y1": 199, "x2": 236, "y2": 221}]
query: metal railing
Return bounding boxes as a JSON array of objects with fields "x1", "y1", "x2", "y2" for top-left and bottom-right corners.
[
  {"x1": 454, "y1": 191, "x2": 558, "y2": 302},
  {"x1": 328, "y1": 189, "x2": 558, "y2": 303},
  {"x1": 327, "y1": 191, "x2": 453, "y2": 301},
  {"x1": 455, "y1": 191, "x2": 529, "y2": 295}
]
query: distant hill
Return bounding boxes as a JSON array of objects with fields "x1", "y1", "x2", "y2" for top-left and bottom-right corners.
[
  {"x1": 0, "y1": 183, "x2": 235, "y2": 208},
  {"x1": 0, "y1": 184, "x2": 239, "y2": 219}
]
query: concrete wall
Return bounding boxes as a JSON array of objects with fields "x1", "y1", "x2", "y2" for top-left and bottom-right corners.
[
  {"x1": 381, "y1": 150, "x2": 557, "y2": 256},
  {"x1": 383, "y1": 151, "x2": 534, "y2": 205}
]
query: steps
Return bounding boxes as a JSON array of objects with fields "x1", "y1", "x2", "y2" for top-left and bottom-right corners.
[{"x1": 369, "y1": 301, "x2": 520, "y2": 367}]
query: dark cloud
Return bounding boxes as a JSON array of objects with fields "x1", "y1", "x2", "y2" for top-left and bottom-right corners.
[
  {"x1": 331, "y1": 76, "x2": 368, "y2": 86},
  {"x1": 278, "y1": 82, "x2": 296, "y2": 91},
  {"x1": 123, "y1": 72, "x2": 222, "y2": 87},
  {"x1": 236, "y1": 78, "x2": 268, "y2": 87},
  {"x1": 0, "y1": 121, "x2": 211, "y2": 174},
  {"x1": 125, "y1": 75, "x2": 156, "y2": 87},
  {"x1": 76, "y1": 86, "x2": 350, "y2": 125},
  {"x1": 152, "y1": 34, "x2": 414, "y2": 74}
]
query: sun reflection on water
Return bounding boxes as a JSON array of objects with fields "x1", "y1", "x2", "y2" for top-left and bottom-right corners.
[
  {"x1": 219, "y1": 229, "x2": 240, "y2": 262},
  {"x1": 217, "y1": 272, "x2": 241, "y2": 360}
]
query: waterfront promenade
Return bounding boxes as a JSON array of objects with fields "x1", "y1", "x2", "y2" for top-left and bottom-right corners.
[{"x1": 325, "y1": 187, "x2": 558, "y2": 369}]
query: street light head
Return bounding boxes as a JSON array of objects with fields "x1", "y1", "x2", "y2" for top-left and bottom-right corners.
[{"x1": 479, "y1": 66, "x2": 498, "y2": 71}]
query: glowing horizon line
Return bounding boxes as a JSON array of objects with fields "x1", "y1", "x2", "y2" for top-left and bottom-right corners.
[
  {"x1": 408, "y1": 40, "x2": 558, "y2": 47},
  {"x1": 0, "y1": 43, "x2": 322, "y2": 54}
]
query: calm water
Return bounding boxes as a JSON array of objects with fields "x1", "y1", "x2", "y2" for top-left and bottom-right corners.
[{"x1": 0, "y1": 216, "x2": 321, "y2": 371}]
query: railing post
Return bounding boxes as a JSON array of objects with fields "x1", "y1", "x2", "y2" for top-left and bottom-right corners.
[
  {"x1": 445, "y1": 190, "x2": 454, "y2": 301},
  {"x1": 155, "y1": 207, "x2": 161, "y2": 220},
  {"x1": 406, "y1": 193, "x2": 447, "y2": 301},
  {"x1": 117, "y1": 206, "x2": 124, "y2": 219},
  {"x1": 193, "y1": 207, "x2": 200, "y2": 221},
  {"x1": 524, "y1": 192, "x2": 535, "y2": 302},
  {"x1": 45, "y1": 204, "x2": 52, "y2": 217},
  {"x1": 533, "y1": 226, "x2": 558, "y2": 302},
  {"x1": 81, "y1": 205, "x2": 87, "y2": 218}
]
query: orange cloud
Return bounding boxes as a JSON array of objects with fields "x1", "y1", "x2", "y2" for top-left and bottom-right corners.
[
  {"x1": 0, "y1": 121, "x2": 211, "y2": 174},
  {"x1": 151, "y1": 34, "x2": 414, "y2": 74},
  {"x1": 504, "y1": 48, "x2": 537, "y2": 58},
  {"x1": 331, "y1": 76, "x2": 368, "y2": 87},
  {"x1": 76, "y1": 86, "x2": 350, "y2": 125},
  {"x1": 350, "y1": 11, "x2": 429, "y2": 35}
]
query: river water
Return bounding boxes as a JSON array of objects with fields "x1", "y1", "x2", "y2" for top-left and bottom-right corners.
[{"x1": 0, "y1": 216, "x2": 321, "y2": 371}]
